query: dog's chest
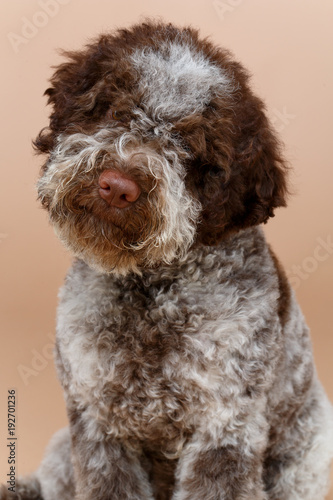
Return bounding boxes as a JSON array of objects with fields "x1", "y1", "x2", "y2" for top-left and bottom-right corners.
[
  {"x1": 56, "y1": 239, "x2": 278, "y2": 452},
  {"x1": 57, "y1": 271, "x2": 227, "y2": 451}
]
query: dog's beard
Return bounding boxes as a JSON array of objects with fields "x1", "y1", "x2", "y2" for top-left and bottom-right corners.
[{"x1": 37, "y1": 129, "x2": 201, "y2": 275}]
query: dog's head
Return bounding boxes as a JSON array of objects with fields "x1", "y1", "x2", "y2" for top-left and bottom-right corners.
[{"x1": 35, "y1": 21, "x2": 288, "y2": 275}]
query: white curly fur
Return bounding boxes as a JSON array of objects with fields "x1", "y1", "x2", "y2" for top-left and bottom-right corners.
[{"x1": 37, "y1": 128, "x2": 201, "y2": 274}]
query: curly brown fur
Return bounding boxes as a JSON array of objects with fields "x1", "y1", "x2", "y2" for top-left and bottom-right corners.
[{"x1": 2, "y1": 19, "x2": 332, "y2": 500}]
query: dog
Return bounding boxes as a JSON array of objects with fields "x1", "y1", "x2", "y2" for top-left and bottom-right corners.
[{"x1": 2, "y1": 20, "x2": 333, "y2": 500}]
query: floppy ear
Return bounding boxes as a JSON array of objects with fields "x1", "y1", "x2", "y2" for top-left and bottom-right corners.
[
  {"x1": 234, "y1": 96, "x2": 288, "y2": 226},
  {"x1": 34, "y1": 45, "x2": 107, "y2": 155},
  {"x1": 34, "y1": 34, "x2": 136, "y2": 155},
  {"x1": 196, "y1": 93, "x2": 289, "y2": 245}
]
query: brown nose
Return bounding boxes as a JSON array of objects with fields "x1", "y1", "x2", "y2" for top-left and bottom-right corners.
[{"x1": 98, "y1": 170, "x2": 141, "y2": 208}]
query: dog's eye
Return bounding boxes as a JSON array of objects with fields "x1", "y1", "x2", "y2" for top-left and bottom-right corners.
[
  {"x1": 107, "y1": 108, "x2": 128, "y2": 123},
  {"x1": 207, "y1": 166, "x2": 222, "y2": 178},
  {"x1": 111, "y1": 110, "x2": 120, "y2": 120}
]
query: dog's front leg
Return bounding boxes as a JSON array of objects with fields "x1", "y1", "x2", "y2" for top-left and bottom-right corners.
[
  {"x1": 172, "y1": 431, "x2": 268, "y2": 500},
  {"x1": 69, "y1": 408, "x2": 154, "y2": 500}
]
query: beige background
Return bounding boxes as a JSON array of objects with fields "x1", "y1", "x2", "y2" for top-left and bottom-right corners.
[{"x1": 0, "y1": 0, "x2": 332, "y2": 496}]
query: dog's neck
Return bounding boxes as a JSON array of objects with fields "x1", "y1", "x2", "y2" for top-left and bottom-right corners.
[{"x1": 79, "y1": 226, "x2": 267, "y2": 291}]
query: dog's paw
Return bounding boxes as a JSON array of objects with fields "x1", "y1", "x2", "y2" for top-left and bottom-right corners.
[{"x1": 0, "y1": 478, "x2": 42, "y2": 500}]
